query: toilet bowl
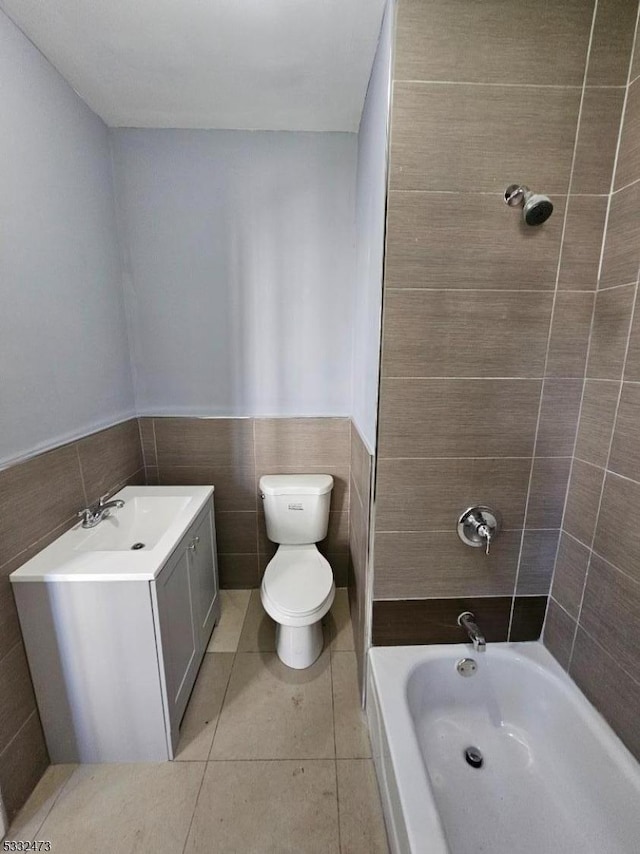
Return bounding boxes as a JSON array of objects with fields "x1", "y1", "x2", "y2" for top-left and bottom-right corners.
[
  {"x1": 261, "y1": 544, "x2": 335, "y2": 669},
  {"x1": 259, "y1": 474, "x2": 335, "y2": 669}
]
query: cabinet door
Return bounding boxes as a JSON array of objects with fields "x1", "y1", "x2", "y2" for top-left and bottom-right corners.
[
  {"x1": 187, "y1": 508, "x2": 219, "y2": 653},
  {"x1": 154, "y1": 546, "x2": 199, "y2": 736}
]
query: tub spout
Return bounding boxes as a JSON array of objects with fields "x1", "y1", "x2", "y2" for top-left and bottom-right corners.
[{"x1": 458, "y1": 612, "x2": 486, "y2": 652}]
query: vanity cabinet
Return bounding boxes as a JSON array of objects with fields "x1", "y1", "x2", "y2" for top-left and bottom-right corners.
[
  {"x1": 153, "y1": 506, "x2": 218, "y2": 749},
  {"x1": 12, "y1": 489, "x2": 220, "y2": 763}
]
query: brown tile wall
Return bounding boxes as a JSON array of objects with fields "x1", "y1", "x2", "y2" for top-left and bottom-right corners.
[
  {"x1": 348, "y1": 424, "x2": 374, "y2": 693},
  {"x1": 0, "y1": 419, "x2": 143, "y2": 820},
  {"x1": 1, "y1": 415, "x2": 351, "y2": 815},
  {"x1": 140, "y1": 417, "x2": 351, "y2": 589},
  {"x1": 545, "y1": 6, "x2": 640, "y2": 761},
  {"x1": 373, "y1": 0, "x2": 633, "y2": 646}
]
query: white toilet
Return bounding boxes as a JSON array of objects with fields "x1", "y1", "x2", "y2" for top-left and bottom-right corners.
[{"x1": 260, "y1": 474, "x2": 335, "y2": 669}]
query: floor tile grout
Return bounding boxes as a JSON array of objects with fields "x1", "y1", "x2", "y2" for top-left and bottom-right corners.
[
  {"x1": 24, "y1": 766, "x2": 78, "y2": 843},
  {"x1": 178, "y1": 762, "x2": 207, "y2": 854},
  {"x1": 329, "y1": 641, "x2": 342, "y2": 852},
  {"x1": 180, "y1": 591, "x2": 250, "y2": 854},
  {"x1": 13, "y1": 589, "x2": 375, "y2": 853}
]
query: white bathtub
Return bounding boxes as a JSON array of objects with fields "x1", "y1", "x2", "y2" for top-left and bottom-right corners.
[{"x1": 367, "y1": 642, "x2": 640, "y2": 854}]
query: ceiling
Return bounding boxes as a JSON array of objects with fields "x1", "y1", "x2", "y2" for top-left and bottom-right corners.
[{"x1": 0, "y1": 0, "x2": 386, "y2": 132}]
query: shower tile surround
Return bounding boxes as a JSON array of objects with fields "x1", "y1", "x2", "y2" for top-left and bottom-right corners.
[
  {"x1": 544, "y1": 1, "x2": 640, "y2": 761},
  {"x1": 372, "y1": 0, "x2": 634, "y2": 647}
]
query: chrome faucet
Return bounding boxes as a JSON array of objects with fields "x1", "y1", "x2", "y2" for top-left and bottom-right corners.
[
  {"x1": 458, "y1": 611, "x2": 486, "y2": 652},
  {"x1": 77, "y1": 494, "x2": 125, "y2": 528}
]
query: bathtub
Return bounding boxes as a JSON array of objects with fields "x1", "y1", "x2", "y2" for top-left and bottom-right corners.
[{"x1": 367, "y1": 642, "x2": 640, "y2": 854}]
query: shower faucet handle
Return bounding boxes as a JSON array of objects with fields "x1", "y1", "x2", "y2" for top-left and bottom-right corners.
[
  {"x1": 457, "y1": 506, "x2": 500, "y2": 555},
  {"x1": 479, "y1": 524, "x2": 493, "y2": 555}
]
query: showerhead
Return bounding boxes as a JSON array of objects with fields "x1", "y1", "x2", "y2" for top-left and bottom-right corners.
[{"x1": 505, "y1": 184, "x2": 553, "y2": 226}]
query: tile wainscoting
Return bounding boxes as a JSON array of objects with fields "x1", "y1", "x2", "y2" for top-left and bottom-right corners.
[
  {"x1": 0, "y1": 418, "x2": 143, "y2": 820},
  {"x1": 348, "y1": 424, "x2": 374, "y2": 692},
  {"x1": 139, "y1": 416, "x2": 352, "y2": 589},
  {"x1": 0, "y1": 415, "x2": 353, "y2": 820}
]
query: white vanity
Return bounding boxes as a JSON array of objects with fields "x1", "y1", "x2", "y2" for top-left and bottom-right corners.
[{"x1": 10, "y1": 486, "x2": 219, "y2": 763}]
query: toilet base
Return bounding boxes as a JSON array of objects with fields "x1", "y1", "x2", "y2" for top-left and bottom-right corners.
[{"x1": 275, "y1": 620, "x2": 323, "y2": 669}]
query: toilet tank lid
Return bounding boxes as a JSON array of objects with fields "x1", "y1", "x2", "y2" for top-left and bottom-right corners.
[{"x1": 259, "y1": 474, "x2": 334, "y2": 496}]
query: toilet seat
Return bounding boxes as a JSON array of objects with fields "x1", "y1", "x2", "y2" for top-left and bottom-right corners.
[{"x1": 261, "y1": 545, "x2": 335, "y2": 627}]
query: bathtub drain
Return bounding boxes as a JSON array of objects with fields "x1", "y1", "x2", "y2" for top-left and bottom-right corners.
[
  {"x1": 465, "y1": 746, "x2": 483, "y2": 768},
  {"x1": 456, "y1": 658, "x2": 477, "y2": 677},
  {"x1": 131, "y1": 542, "x2": 145, "y2": 550}
]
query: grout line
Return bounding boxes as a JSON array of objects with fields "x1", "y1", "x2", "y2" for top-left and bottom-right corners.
[
  {"x1": 586, "y1": 545, "x2": 640, "y2": 588},
  {"x1": 375, "y1": 526, "x2": 552, "y2": 534},
  {"x1": 253, "y1": 419, "x2": 261, "y2": 558},
  {"x1": 596, "y1": 279, "x2": 638, "y2": 292},
  {"x1": 569, "y1": 609, "x2": 640, "y2": 689},
  {"x1": 388, "y1": 189, "x2": 609, "y2": 198},
  {"x1": 180, "y1": 592, "x2": 251, "y2": 854},
  {"x1": 20, "y1": 756, "x2": 78, "y2": 843},
  {"x1": 151, "y1": 417, "x2": 159, "y2": 474},
  {"x1": 0, "y1": 707, "x2": 38, "y2": 767},
  {"x1": 570, "y1": 284, "x2": 640, "y2": 667},
  {"x1": 560, "y1": 529, "x2": 592, "y2": 551},
  {"x1": 572, "y1": 457, "x2": 640, "y2": 486},
  {"x1": 596, "y1": 3, "x2": 640, "y2": 284},
  {"x1": 394, "y1": 79, "x2": 586, "y2": 89},
  {"x1": 510, "y1": 0, "x2": 602, "y2": 641},
  {"x1": 610, "y1": 174, "x2": 640, "y2": 195},
  {"x1": 75, "y1": 445, "x2": 88, "y2": 507},
  {"x1": 376, "y1": 454, "x2": 564, "y2": 461},
  {"x1": 385, "y1": 286, "x2": 595, "y2": 293},
  {"x1": 328, "y1": 648, "x2": 341, "y2": 851},
  {"x1": 206, "y1": 594, "x2": 251, "y2": 762},
  {"x1": 178, "y1": 763, "x2": 207, "y2": 854},
  {"x1": 566, "y1": 0, "x2": 640, "y2": 668},
  {"x1": 382, "y1": 376, "x2": 544, "y2": 380},
  {"x1": 136, "y1": 418, "x2": 146, "y2": 470},
  {"x1": 0, "y1": 515, "x2": 78, "y2": 574},
  {"x1": 200, "y1": 757, "x2": 345, "y2": 763},
  {"x1": 570, "y1": 457, "x2": 604, "y2": 471},
  {"x1": 374, "y1": 593, "x2": 542, "y2": 602},
  {"x1": 548, "y1": 0, "x2": 627, "y2": 645},
  {"x1": 571, "y1": 376, "x2": 636, "y2": 382}
]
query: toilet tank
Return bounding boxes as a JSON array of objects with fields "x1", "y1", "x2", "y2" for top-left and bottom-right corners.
[{"x1": 259, "y1": 474, "x2": 333, "y2": 545}]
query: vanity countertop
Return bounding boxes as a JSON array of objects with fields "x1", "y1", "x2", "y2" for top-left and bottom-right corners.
[{"x1": 10, "y1": 485, "x2": 214, "y2": 583}]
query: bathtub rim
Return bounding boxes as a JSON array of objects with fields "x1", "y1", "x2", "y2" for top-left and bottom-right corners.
[{"x1": 367, "y1": 640, "x2": 640, "y2": 854}]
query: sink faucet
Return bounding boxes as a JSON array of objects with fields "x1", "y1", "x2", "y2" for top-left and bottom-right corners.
[
  {"x1": 77, "y1": 494, "x2": 125, "y2": 529},
  {"x1": 458, "y1": 611, "x2": 486, "y2": 652}
]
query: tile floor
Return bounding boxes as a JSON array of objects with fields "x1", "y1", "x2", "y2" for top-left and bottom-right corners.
[{"x1": 6, "y1": 589, "x2": 389, "y2": 854}]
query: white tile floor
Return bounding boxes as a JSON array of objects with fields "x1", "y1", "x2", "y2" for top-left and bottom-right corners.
[{"x1": 7, "y1": 589, "x2": 389, "y2": 854}]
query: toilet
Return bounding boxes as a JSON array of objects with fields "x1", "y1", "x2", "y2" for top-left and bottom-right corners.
[{"x1": 259, "y1": 474, "x2": 335, "y2": 669}]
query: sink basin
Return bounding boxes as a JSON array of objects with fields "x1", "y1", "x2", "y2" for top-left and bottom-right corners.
[
  {"x1": 74, "y1": 496, "x2": 191, "y2": 551},
  {"x1": 9, "y1": 485, "x2": 214, "y2": 582}
]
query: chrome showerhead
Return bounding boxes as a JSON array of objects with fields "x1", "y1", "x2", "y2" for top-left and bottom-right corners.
[{"x1": 505, "y1": 184, "x2": 553, "y2": 226}]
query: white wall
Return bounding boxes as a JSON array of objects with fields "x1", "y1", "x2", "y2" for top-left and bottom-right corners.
[
  {"x1": 351, "y1": 0, "x2": 394, "y2": 452},
  {"x1": 0, "y1": 10, "x2": 135, "y2": 467},
  {"x1": 111, "y1": 129, "x2": 357, "y2": 417}
]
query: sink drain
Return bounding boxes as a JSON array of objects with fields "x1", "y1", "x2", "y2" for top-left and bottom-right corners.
[
  {"x1": 131, "y1": 542, "x2": 146, "y2": 550},
  {"x1": 465, "y1": 746, "x2": 484, "y2": 768}
]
